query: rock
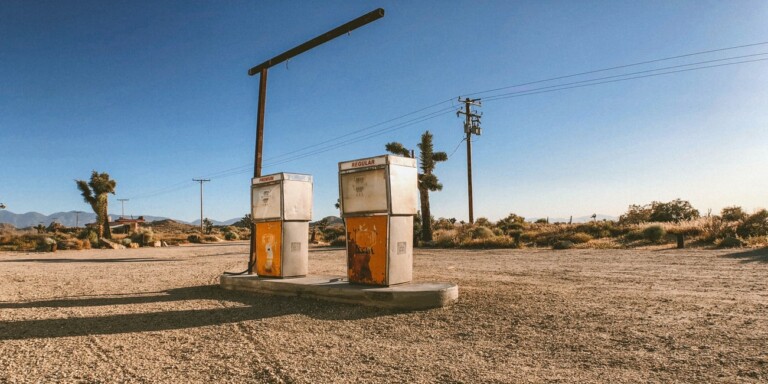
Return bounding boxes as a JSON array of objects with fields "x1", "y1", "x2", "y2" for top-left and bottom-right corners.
[
  {"x1": 129, "y1": 243, "x2": 140, "y2": 249},
  {"x1": 153, "y1": 241, "x2": 162, "y2": 247},
  {"x1": 101, "y1": 239, "x2": 126, "y2": 249}
]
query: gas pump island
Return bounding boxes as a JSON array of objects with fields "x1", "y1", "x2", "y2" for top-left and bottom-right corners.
[{"x1": 221, "y1": 157, "x2": 458, "y2": 310}]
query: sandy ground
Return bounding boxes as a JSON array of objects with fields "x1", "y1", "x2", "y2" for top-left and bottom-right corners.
[{"x1": 1, "y1": 242, "x2": 767, "y2": 383}]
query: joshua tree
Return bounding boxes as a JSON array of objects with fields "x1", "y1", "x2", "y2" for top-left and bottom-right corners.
[
  {"x1": 385, "y1": 131, "x2": 447, "y2": 242},
  {"x1": 76, "y1": 171, "x2": 116, "y2": 239}
]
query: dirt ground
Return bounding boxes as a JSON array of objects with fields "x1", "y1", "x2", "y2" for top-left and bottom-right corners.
[{"x1": 1, "y1": 243, "x2": 767, "y2": 383}]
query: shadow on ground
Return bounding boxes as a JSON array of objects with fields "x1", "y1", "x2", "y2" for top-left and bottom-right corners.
[
  {"x1": 0, "y1": 285, "x2": 400, "y2": 340},
  {"x1": 721, "y1": 247, "x2": 768, "y2": 263}
]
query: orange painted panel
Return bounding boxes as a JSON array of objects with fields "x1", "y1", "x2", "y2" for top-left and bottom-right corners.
[
  {"x1": 346, "y1": 215, "x2": 388, "y2": 285},
  {"x1": 256, "y1": 221, "x2": 282, "y2": 277}
]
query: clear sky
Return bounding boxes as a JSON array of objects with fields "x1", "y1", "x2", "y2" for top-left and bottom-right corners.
[{"x1": 2, "y1": 0, "x2": 767, "y2": 222}]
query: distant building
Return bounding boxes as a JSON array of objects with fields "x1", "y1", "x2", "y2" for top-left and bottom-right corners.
[{"x1": 113, "y1": 216, "x2": 146, "y2": 232}]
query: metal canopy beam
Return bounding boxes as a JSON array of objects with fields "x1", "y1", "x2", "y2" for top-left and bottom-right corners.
[{"x1": 247, "y1": 8, "x2": 384, "y2": 76}]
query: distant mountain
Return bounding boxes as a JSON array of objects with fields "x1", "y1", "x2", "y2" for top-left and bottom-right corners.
[
  {"x1": 527, "y1": 214, "x2": 618, "y2": 224},
  {"x1": 310, "y1": 216, "x2": 343, "y2": 227},
  {"x1": 189, "y1": 217, "x2": 241, "y2": 226},
  {"x1": 0, "y1": 210, "x2": 173, "y2": 228}
]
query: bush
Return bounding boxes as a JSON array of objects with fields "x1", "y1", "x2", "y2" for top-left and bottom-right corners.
[
  {"x1": 57, "y1": 238, "x2": 86, "y2": 250},
  {"x1": 224, "y1": 231, "x2": 239, "y2": 240},
  {"x1": 36, "y1": 237, "x2": 56, "y2": 252},
  {"x1": 187, "y1": 234, "x2": 202, "y2": 243},
  {"x1": 130, "y1": 228, "x2": 154, "y2": 246},
  {"x1": 203, "y1": 235, "x2": 221, "y2": 242},
  {"x1": 471, "y1": 226, "x2": 494, "y2": 240},
  {"x1": 717, "y1": 236, "x2": 744, "y2": 248},
  {"x1": 553, "y1": 240, "x2": 574, "y2": 250},
  {"x1": 567, "y1": 233, "x2": 593, "y2": 244},
  {"x1": 508, "y1": 229, "x2": 523, "y2": 245},
  {"x1": 78, "y1": 229, "x2": 99, "y2": 245},
  {"x1": 433, "y1": 230, "x2": 456, "y2": 247},
  {"x1": 642, "y1": 225, "x2": 666, "y2": 243},
  {"x1": 721, "y1": 206, "x2": 747, "y2": 222},
  {"x1": 329, "y1": 235, "x2": 346, "y2": 247},
  {"x1": 121, "y1": 238, "x2": 132, "y2": 246},
  {"x1": 736, "y1": 209, "x2": 768, "y2": 238}
]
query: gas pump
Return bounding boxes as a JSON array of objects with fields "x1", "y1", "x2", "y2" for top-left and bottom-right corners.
[
  {"x1": 338, "y1": 155, "x2": 417, "y2": 286},
  {"x1": 250, "y1": 173, "x2": 312, "y2": 278}
]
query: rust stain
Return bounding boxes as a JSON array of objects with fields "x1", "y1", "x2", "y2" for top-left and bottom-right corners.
[
  {"x1": 346, "y1": 215, "x2": 388, "y2": 285},
  {"x1": 256, "y1": 221, "x2": 282, "y2": 277}
]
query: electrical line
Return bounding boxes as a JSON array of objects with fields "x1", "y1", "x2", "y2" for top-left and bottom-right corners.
[
  {"x1": 123, "y1": 41, "x2": 768, "y2": 201},
  {"x1": 484, "y1": 57, "x2": 768, "y2": 102},
  {"x1": 447, "y1": 138, "x2": 466, "y2": 159},
  {"x1": 464, "y1": 40, "x2": 768, "y2": 98}
]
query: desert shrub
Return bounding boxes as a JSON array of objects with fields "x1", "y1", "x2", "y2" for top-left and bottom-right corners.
[
  {"x1": 574, "y1": 221, "x2": 620, "y2": 238},
  {"x1": 82, "y1": 239, "x2": 91, "y2": 249},
  {"x1": 36, "y1": 237, "x2": 56, "y2": 252},
  {"x1": 649, "y1": 199, "x2": 700, "y2": 223},
  {"x1": 204, "y1": 235, "x2": 221, "y2": 242},
  {"x1": 121, "y1": 238, "x2": 132, "y2": 246},
  {"x1": 508, "y1": 229, "x2": 523, "y2": 245},
  {"x1": 58, "y1": 238, "x2": 86, "y2": 250},
  {"x1": 0, "y1": 231, "x2": 15, "y2": 245},
  {"x1": 642, "y1": 225, "x2": 666, "y2": 243},
  {"x1": 664, "y1": 221, "x2": 703, "y2": 237},
  {"x1": 433, "y1": 230, "x2": 456, "y2": 247},
  {"x1": 717, "y1": 236, "x2": 744, "y2": 248},
  {"x1": 736, "y1": 209, "x2": 768, "y2": 238},
  {"x1": 433, "y1": 218, "x2": 456, "y2": 231},
  {"x1": 535, "y1": 218, "x2": 548, "y2": 224},
  {"x1": 130, "y1": 228, "x2": 154, "y2": 246},
  {"x1": 224, "y1": 231, "x2": 239, "y2": 240},
  {"x1": 619, "y1": 204, "x2": 652, "y2": 225},
  {"x1": 497, "y1": 213, "x2": 525, "y2": 232},
  {"x1": 460, "y1": 236, "x2": 517, "y2": 249},
  {"x1": 475, "y1": 217, "x2": 493, "y2": 228},
  {"x1": 78, "y1": 229, "x2": 99, "y2": 245},
  {"x1": 553, "y1": 240, "x2": 574, "y2": 250},
  {"x1": 187, "y1": 234, "x2": 202, "y2": 243},
  {"x1": 721, "y1": 206, "x2": 747, "y2": 222},
  {"x1": 620, "y1": 199, "x2": 699, "y2": 224},
  {"x1": 321, "y1": 225, "x2": 345, "y2": 244},
  {"x1": 567, "y1": 232, "x2": 593, "y2": 244},
  {"x1": 330, "y1": 235, "x2": 346, "y2": 247},
  {"x1": 471, "y1": 226, "x2": 494, "y2": 239}
]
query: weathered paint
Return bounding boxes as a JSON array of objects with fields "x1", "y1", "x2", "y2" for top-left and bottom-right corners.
[
  {"x1": 346, "y1": 215, "x2": 388, "y2": 285},
  {"x1": 256, "y1": 221, "x2": 282, "y2": 277}
]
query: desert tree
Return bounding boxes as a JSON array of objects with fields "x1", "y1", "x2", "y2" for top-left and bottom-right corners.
[
  {"x1": 76, "y1": 171, "x2": 116, "y2": 239},
  {"x1": 385, "y1": 130, "x2": 447, "y2": 242}
]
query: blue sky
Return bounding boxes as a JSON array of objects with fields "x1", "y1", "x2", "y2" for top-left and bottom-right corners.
[{"x1": 2, "y1": 0, "x2": 767, "y2": 222}]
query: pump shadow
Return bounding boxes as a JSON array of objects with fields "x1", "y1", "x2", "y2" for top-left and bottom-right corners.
[
  {"x1": 0, "y1": 284, "x2": 400, "y2": 341},
  {"x1": 721, "y1": 247, "x2": 768, "y2": 263}
]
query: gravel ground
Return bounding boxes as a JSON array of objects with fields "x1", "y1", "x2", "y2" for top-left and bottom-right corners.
[{"x1": 1, "y1": 242, "x2": 767, "y2": 383}]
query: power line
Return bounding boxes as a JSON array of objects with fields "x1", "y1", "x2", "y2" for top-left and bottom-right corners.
[
  {"x1": 464, "y1": 40, "x2": 768, "y2": 98},
  {"x1": 484, "y1": 57, "x2": 768, "y2": 103},
  {"x1": 122, "y1": 41, "x2": 768, "y2": 202}
]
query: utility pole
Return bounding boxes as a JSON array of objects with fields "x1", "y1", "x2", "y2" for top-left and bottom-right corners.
[
  {"x1": 457, "y1": 97, "x2": 482, "y2": 224},
  {"x1": 117, "y1": 199, "x2": 129, "y2": 218},
  {"x1": 244, "y1": 8, "x2": 384, "y2": 274},
  {"x1": 75, "y1": 211, "x2": 84, "y2": 228},
  {"x1": 193, "y1": 179, "x2": 210, "y2": 235}
]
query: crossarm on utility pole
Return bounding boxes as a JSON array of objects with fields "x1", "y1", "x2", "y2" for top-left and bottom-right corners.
[{"x1": 247, "y1": 8, "x2": 384, "y2": 76}]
